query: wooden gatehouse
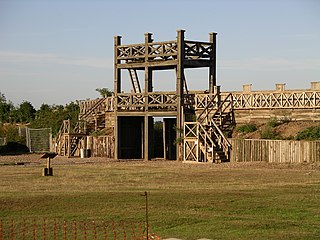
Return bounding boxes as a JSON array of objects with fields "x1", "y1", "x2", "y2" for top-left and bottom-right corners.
[{"x1": 55, "y1": 30, "x2": 320, "y2": 163}]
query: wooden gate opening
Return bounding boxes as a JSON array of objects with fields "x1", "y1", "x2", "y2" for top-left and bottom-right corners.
[
  {"x1": 153, "y1": 118, "x2": 177, "y2": 160},
  {"x1": 163, "y1": 118, "x2": 176, "y2": 160},
  {"x1": 118, "y1": 116, "x2": 143, "y2": 159},
  {"x1": 153, "y1": 119, "x2": 164, "y2": 158}
]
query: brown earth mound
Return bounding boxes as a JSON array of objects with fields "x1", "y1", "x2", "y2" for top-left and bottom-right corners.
[{"x1": 232, "y1": 121, "x2": 319, "y2": 139}]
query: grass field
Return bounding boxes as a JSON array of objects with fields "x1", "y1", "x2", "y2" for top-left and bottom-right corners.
[{"x1": 0, "y1": 156, "x2": 320, "y2": 239}]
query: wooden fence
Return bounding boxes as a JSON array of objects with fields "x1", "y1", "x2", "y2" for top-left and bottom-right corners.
[
  {"x1": 0, "y1": 219, "x2": 153, "y2": 240},
  {"x1": 229, "y1": 138, "x2": 320, "y2": 163},
  {"x1": 86, "y1": 136, "x2": 114, "y2": 158},
  {"x1": 77, "y1": 136, "x2": 320, "y2": 164}
]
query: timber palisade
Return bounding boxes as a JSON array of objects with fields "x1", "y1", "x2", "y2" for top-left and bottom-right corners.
[{"x1": 55, "y1": 30, "x2": 320, "y2": 163}]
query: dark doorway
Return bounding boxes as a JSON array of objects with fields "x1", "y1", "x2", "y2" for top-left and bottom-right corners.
[
  {"x1": 153, "y1": 120, "x2": 164, "y2": 158},
  {"x1": 118, "y1": 116, "x2": 143, "y2": 159},
  {"x1": 163, "y1": 118, "x2": 176, "y2": 160}
]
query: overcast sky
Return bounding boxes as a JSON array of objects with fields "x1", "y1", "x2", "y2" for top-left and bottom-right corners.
[{"x1": 0, "y1": 0, "x2": 319, "y2": 108}]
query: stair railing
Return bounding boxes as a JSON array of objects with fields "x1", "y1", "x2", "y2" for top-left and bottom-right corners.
[
  {"x1": 55, "y1": 124, "x2": 63, "y2": 154},
  {"x1": 70, "y1": 136, "x2": 85, "y2": 156},
  {"x1": 209, "y1": 93, "x2": 233, "y2": 127},
  {"x1": 209, "y1": 119, "x2": 231, "y2": 158},
  {"x1": 79, "y1": 98, "x2": 107, "y2": 121},
  {"x1": 55, "y1": 120, "x2": 70, "y2": 155},
  {"x1": 197, "y1": 122, "x2": 216, "y2": 162},
  {"x1": 73, "y1": 121, "x2": 87, "y2": 134},
  {"x1": 196, "y1": 93, "x2": 219, "y2": 125}
]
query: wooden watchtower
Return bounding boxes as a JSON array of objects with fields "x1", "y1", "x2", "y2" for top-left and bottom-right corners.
[{"x1": 113, "y1": 30, "x2": 217, "y2": 160}]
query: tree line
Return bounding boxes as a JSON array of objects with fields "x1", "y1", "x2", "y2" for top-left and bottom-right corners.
[{"x1": 0, "y1": 92, "x2": 79, "y2": 137}]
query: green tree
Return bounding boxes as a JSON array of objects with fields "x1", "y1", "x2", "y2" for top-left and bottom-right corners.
[
  {"x1": 31, "y1": 102, "x2": 79, "y2": 136},
  {"x1": 64, "y1": 102, "x2": 80, "y2": 120},
  {"x1": 16, "y1": 101, "x2": 36, "y2": 123},
  {"x1": 0, "y1": 92, "x2": 13, "y2": 123},
  {"x1": 96, "y1": 88, "x2": 113, "y2": 97}
]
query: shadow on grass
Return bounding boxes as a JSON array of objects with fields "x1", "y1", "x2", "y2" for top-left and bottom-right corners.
[{"x1": 0, "y1": 141, "x2": 29, "y2": 156}]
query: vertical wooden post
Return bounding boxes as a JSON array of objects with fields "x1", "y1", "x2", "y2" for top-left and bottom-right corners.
[
  {"x1": 144, "y1": 191, "x2": 149, "y2": 240},
  {"x1": 144, "y1": 33, "x2": 153, "y2": 93},
  {"x1": 114, "y1": 35, "x2": 121, "y2": 160},
  {"x1": 144, "y1": 33, "x2": 153, "y2": 161},
  {"x1": 163, "y1": 120, "x2": 166, "y2": 160},
  {"x1": 114, "y1": 36, "x2": 122, "y2": 94},
  {"x1": 176, "y1": 29, "x2": 185, "y2": 160},
  {"x1": 67, "y1": 135, "x2": 71, "y2": 157},
  {"x1": 114, "y1": 116, "x2": 119, "y2": 160},
  {"x1": 47, "y1": 157, "x2": 51, "y2": 169},
  {"x1": 209, "y1": 32, "x2": 217, "y2": 93},
  {"x1": 144, "y1": 116, "x2": 149, "y2": 161}
]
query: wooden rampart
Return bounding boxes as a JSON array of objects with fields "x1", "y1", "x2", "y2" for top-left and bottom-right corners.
[
  {"x1": 223, "y1": 82, "x2": 320, "y2": 123},
  {"x1": 79, "y1": 82, "x2": 320, "y2": 121},
  {"x1": 229, "y1": 138, "x2": 320, "y2": 163}
]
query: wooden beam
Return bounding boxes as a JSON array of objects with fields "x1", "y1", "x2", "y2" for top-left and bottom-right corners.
[
  {"x1": 163, "y1": 121, "x2": 166, "y2": 160},
  {"x1": 176, "y1": 29, "x2": 185, "y2": 161},
  {"x1": 209, "y1": 32, "x2": 217, "y2": 93},
  {"x1": 114, "y1": 35, "x2": 122, "y2": 160},
  {"x1": 144, "y1": 115, "x2": 149, "y2": 161},
  {"x1": 114, "y1": 36, "x2": 122, "y2": 94}
]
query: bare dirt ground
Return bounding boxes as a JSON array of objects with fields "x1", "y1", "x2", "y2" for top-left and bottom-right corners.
[
  {"x1": 1, "y1": 153, "x2": 320, "y2": 171},
  {"x1": 275, "y1": 121, "x2": 319, "y2": 139}
]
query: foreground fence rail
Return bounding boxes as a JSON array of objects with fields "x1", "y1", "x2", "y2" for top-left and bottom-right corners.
[{"x1": 0, "y1": 219, "x2": 155, "y2": 240}]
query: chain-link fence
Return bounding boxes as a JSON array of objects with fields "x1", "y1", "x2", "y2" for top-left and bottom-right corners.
[{"x1": 26, "y1": 128, "x2": 52, "y2": 153}]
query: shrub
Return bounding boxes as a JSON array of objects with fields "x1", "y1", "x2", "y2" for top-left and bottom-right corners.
[
  {"x1": 236, "y1": 124, "x2": 257, "y2": 133},
  {"x1": 266, "y1": 116, "x2": 291, "y2": 129},
  {"x1": 279, "y1": 115, "x2": 292, "y2": 124},
  {"x1": 295, "y1": 126, "x2": 320, "y2": 140},
  {"x1": 267, "y1": 117, "x2": 281, "y2": 128},
  {"x1": 0, "y1": 141, "x2": 29, "y2": 155},
  {"x1": 0, "y1": 124, "x2": 25, "y2": 144},
  {"x1": 261, "y1": 127, "x2": 281, "y2": 140}
]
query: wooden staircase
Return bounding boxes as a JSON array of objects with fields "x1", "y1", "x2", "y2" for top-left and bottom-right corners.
[
  {"x1": 184, "y1": 93, "x2": 235, "y2": 163},
  {"x1": 128, "y1": 69, "x2": 142, "y2": 93},
  {"x1": 55, "y1": 120, "x2": 87, "y2": 157},
  {"x1": 78, "y1": 97, "x2": 114, "y2": 132}
]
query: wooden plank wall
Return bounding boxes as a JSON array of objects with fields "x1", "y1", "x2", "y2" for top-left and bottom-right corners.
[
  {"x1": 86, "y1": 136, "x2": 114, "y2": 158},
  {"x1": 229, "y1": 138, "x2": 320, "y2": 163},
  {"x1": 234, "y1": 108, "x2": 320, "y2": 124}
]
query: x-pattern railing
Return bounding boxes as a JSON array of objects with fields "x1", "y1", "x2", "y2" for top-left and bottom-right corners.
[
  {"x1": 184, "y1": 122, "x2": 198, "y2": 161},
  {"x1": 117, "y1": 94, "x2": 145, "y2": 110},
  {"x1": 116, "y1": 92, "x2": 178, "y2": 111},
  {"x1": 184, "y1": 41, "x2": 213, "y2": 59},
  {"x1": 231, "y1": 91, "x2": 320, "y2": 109},
  {"x1": 117, "y1": 44, "x2": 145, "y2": 60},
  {"x1": 195, "y1": 93, "x2": 219, "y2": 110},
  {"x1": 148, "y1": 41, "x2": 178, "y2": 60},
  {"x1": 116, "y1": 39, "x2": 213, "y2": 62}
]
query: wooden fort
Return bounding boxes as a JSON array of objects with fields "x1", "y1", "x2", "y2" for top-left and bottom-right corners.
[{"x1": 55, "y1": 30, "x2": 320, "y2": 162}]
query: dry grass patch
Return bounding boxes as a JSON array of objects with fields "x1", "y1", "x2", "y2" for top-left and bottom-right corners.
[{"x1": 0, "y1": 157, "x2": 320, "y2": 239}]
